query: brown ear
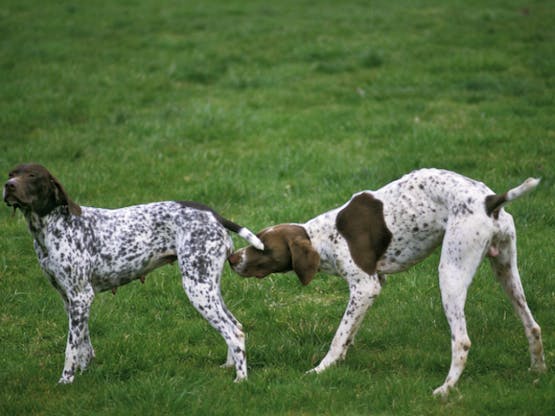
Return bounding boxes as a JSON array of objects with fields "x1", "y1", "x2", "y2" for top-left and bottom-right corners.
[
  {"x1": 51, "y1": 175, "x2": 82, "y2": 216},
  {"x1": 288, "y1": 236, "x2": 320, "y2": 285}
]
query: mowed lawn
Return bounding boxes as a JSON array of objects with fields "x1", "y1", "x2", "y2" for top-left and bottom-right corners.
[{"x1": 0, "y1": 0, "x2": 554, "y2": 414}]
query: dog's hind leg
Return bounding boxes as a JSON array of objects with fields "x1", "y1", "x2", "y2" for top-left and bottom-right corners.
[
  {"x1": 433, "y1": 223, "x2": 487, "y2": 397},
  {"x1": 179, "y1": 243, "x2": 248, "y2": 382},
  {"x1": 489, "y1": 216, "x2": 545, "y2": 373}
]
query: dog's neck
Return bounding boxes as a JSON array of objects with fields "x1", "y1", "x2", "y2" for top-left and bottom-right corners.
[
  {"x1": 22, "y1": 206, "x2": 67, "y2": 238},
  {"x1": 304, "y1": 208, "x2": 343, "y2": 274}
]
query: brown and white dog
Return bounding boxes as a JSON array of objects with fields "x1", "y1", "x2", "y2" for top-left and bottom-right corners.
[{"x1": 228, "y1": 168, "x2": 546, "y2": 396}]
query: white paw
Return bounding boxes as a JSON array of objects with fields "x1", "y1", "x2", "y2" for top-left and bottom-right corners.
[
  {"x1": 305, "y1": 365, "x2": 324, "y2": 375},
  {"x1": 58, "y1": 375, "x2": 74, "y2": 384},
  {"x1": 432, "y1": 385, "x2": 450, "y2": 398},
  {"x1": 233, "y1": 374, "x2": 247, "y2": 383}
]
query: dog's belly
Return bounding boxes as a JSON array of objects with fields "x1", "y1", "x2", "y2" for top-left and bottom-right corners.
[
  {"x1": 376, "y1": 235, "x2": 443, "y2": 273},
  {"x1": 376, "y1": 222, "x2": 445, "y2": 274},
  {"x1": 373, "y1": 188, "x2": 448, "y2": 274},
  {"x1": 91, "y1": 249, "x2": 177, "y2": 292}
]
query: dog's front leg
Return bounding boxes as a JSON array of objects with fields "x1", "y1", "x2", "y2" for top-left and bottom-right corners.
[
  {"x1": 78, "y1": 318, "x2": 95, "y2": 372},
  {"x1": 309, "y1": 273, "x2": 382, "y2": 374},
  {"x1": 59, "y1": 285, "x2": 95, "y2": 384}
]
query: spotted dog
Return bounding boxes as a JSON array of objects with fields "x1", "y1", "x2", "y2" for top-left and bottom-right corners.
[
  {"x1": 3, "y1": 163, "x2": 264, "y2": 384},
  {"x1": 228, "y1": 168, "x2": 546, "y2": 396}
]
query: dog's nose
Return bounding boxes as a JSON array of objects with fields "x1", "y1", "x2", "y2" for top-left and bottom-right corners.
[
  {"x1": 228, "y1": 253, "x2": 241, "y2": 267},
  {"x1": 5, "y1": 178, "x2": 17, "y2": 191},
  {"x1": 3, "y1": 180, "x2": 15, "y2": 199}
]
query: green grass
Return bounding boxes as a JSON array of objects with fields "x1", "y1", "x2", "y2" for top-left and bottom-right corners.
[{"x1": 1, "y1": 0, "x2": 554, "y2": 414}]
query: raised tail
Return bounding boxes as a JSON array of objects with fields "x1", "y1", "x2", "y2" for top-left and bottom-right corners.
[
  {"x1": 237, "y1": 227, "x2": 265, "y2": 250},
  {"x1": 217, "y1": 217, "x2": 264, "y2": 250},
  {"x1": 485, "y1": 177, "x2": 541, "y2": 218}
]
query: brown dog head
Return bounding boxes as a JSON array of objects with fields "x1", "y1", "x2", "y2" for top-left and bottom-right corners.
[
  {"x1": 228, "y1": 224, "x2": 320, "y2": 285},
  {"x1": 3, "y1": 163, "x2": 81, "y2": 217}
]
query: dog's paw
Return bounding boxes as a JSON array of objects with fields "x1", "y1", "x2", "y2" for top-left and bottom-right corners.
[
  {"x1": 58, "y1": 376, "x2": 74, "y2": 385},
  {"x1": 305, "y1": 365, "x2": 325, "y2": 375},
  {"x1": 530, "y1": 361, "x2": 547, "y2": 373},
  {"x1": 433, "y1": 385, "x2": 448, "y2": 397},
  {"x1": 233, "y1": 374, "x2": 247, "y2": 383}
]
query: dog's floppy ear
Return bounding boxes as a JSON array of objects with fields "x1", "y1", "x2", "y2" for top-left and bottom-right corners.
[
  {"x1": 288, "y1": 236, "x2": 320, "y2": 286},
  {"x1": 50, "y1": 175, "x2": 82, "y2": 216}
]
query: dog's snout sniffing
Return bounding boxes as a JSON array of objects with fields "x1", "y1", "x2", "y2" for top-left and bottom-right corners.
[
  {"x1": 228, "y1": 252, "x2": 242, "y2": 267},
  {"x1": 228, "y1": 250, "x2": 249, "y2": 276}
]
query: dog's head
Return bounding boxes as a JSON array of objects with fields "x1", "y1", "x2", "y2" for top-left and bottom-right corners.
[
  {"x1": 3, "y1": 163, "x2": 81, "y2": 217},
  {"x1": 228, "y1": 224, "x2": 320, "y2": 285}
]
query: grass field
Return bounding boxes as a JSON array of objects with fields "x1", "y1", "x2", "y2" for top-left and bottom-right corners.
[{"x1": 1, "y1": 0, "x2": 554, "y2": 414}]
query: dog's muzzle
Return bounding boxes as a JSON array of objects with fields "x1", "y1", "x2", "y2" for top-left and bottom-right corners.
[
  {"x1": 228, "y1": 252, "x2": 242, "y2": 268},
  {"x1": 3, "y1": 179, "x2": 21, "y2": 208}
]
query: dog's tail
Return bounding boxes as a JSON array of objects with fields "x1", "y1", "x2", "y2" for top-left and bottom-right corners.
[
  {"x1": 219, "y1": 217, "x2": 264, "y2": 250},
  {"x1": 176, "y1": 200, "x2": 264, "y2": 250},
  {"x1": 485, "y1": 177, "x2": 541, "y2": 218}
]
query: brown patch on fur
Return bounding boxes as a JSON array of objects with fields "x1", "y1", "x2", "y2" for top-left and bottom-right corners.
[
  {"x1": 336, "y1": 193, "x2": 392, "y2": 276},
  {"x1": 485, "y1": 193, "x2": 507, "y2": 219}
]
